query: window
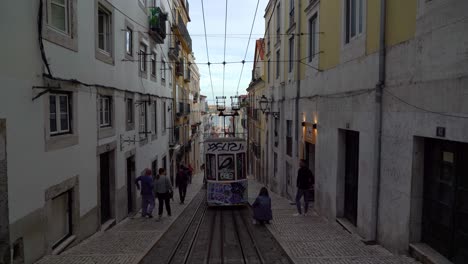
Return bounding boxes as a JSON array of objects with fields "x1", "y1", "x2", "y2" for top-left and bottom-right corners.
[
  {"x1": 266, "y1": 21, "x2": 270, "y2": 53},
  {"x1": 161, "y1": 60, "x2": 166, "y2": 81},
  {"x1": 48, "y1": 0, "x2": 69, "y2": 33},
  {"x1": 162, "y1": 156, "x2": 167, "y2": 172},
  {"x1": 139, "y1": 103, "x2": 147, "y2": 137},
  {"x1": 150, "y1": 52, "x2": 156, "y2": 77},
  {"x1": 98, "y1": 6, "x2": 112, "y2": 54},
  {"x1": 267, "y1": 59, "x2": 270, "y2": 83},
  {"x1": 276, "y1": 3, "x2": 281, "y2": 43},
  {"x1": 289, "y1": 0, "x2": 295, "y2": 27},
  {"x1": 274, "y1": 152, "x2": 278, "y2": 175},
  {"x1": 139, "y1": 43, "x2": 147, "y2": 73},
  {"x1": 151, "y1": 100, "x2": 157, "y2": 137},
  {"x1": 286, "y1": 162, "x2": 292, "y2": 185},
  {"x1": 289, "y1": 36, "x2": 294, "y2": 72},
  {"x1": 151, "y1": 159, "x2": 158, "y2": 178},
  {"x1": 345, "y1": 0, "x2": 364, "y2": 44},
  {"x1": 276, "y1": 50, "x2": 280, "y2": 79},
  {"x1": 168, "y1": 66, "x2": 172, "y2": 86},
  {"x1": 162, "y1": 101, "x2": 167, "y2": 133},
  {"x1": 309, "y1": 14, "x2": 318, "y2": 61},
  {"x1": 286, "y1": 120, "x2": 292, "y2": 156},
  {"x1": 99, "y1": 96, "x2": 111, "y2": 127},
  {"x1": 49, "y1": 93, "x2": 71, "y2": 135},
  {"x1": 125, "y1": 27, "x2": 133, "y2": 56},
  {"x1": 126, "y1": 98, "x2": 134, "y2": 124}
]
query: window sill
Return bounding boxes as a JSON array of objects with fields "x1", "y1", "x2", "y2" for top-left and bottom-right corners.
[
  {"x1": 305, "y1": 0, "x2": 320, "y2": 13},
  {"x1": 124, "y1": 52, "x2": 134, "y2": 61},
  {"x1": 99, "y1": 126, "x2": 115, "y2": 139},
  {"x1": 43, "y1": 26, "x2": 78, "y2": 52},
  {"x1": 151, "y1": 134, "x2": 158, "y2": 141},
  {"x1": 287, "y1": 23, "x2": 296, "y2": 35},
  {"x1": 139, "y1": 137, "x2": 148, "y2": 147},
  {"x1": 45, "y1": 133, "x2": 79, "y2": 152},
  {"x1": 95, "y1": 50, "x2": 114, "y2": 65},
  {"x1": 150, "y1": 74, "x2": 157, "y2": 82},
  {"x1": 139, "y1": 71, "x2": 148, "y2": 79}
]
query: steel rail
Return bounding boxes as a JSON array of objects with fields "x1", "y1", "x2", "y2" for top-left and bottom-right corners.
[
  {"x1": 231, "y1": 210, "x2": 248, "y2": 263},
  {"x1": 239, "y1": 208, "x2": 266, "y2": 263},
  {"x1": 182, "y1": 205, "x2": 208, "y2": 263},
  {"x1": 166, "y1": 195, "x2": 207, "y2": 264},
  {"x1": 204, "y1": 209, "x2": 217, "y2": 264}
]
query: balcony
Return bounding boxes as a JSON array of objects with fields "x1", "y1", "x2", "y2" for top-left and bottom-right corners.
[
  {"x1": 168, "y1": 43, "x2": 180, "y2": 60},
  {"x1": 176, "y1": 102, "x2": 184, "y2": 117},
  {"x1": 176, "y1": 59, "x2": 183, "y2": 76},
  {"x1": 186, "y1": 103, "x2": 191, "y2": 114},
  {"x1": 184, "y1": 68, "x2": 191, "y2": 82},
  {"x1": 148, "y1": 7, "x2": 167, "y2": 44},
  {"x1": 175, "y1": 13, "x2": 192, "y2": 52},
  {"x1": 170, "y1": 127, "x2": 180, "y2": 147}
]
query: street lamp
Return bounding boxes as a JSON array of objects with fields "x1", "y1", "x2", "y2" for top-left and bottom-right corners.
[{"x1": 258, "y1": 95, "x2": 279, "y2": 118}]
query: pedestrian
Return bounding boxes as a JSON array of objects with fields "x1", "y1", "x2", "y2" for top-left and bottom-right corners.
[
  {"x1": 153, "y1": 168, "x2": 173, "y2": 220},
  {"x1": 294, "y1": 159, "x2": 314, "y2": 216},
  {"x1": 252, "y1": 187, "x2": 273, "y2": 225},
  {"x1": 187, "y1": 164, "x2": 193, "y2": 184},
  {"x1": 176, "y1": 165, "x2": 189, "y2": 204},
  {"x1": 135, "y1": 168, "x2": 155, "y2": 218}
]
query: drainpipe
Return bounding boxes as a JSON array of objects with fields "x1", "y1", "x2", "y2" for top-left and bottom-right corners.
[
  {"x1": 373, "y1": 0, "x2": 386, "y2": 242},
  {"x1": 295, "y1": 0, "x2": 301, "y2": 162}
]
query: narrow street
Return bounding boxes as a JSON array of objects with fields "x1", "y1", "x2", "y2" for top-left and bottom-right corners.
[{"x1": 35, "y1": 174, "x2": 419, "y2": 264}]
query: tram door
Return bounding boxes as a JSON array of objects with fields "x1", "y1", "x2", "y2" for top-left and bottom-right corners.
[{"x1": 422, "y1": 139, "x2": 468, "y2": 263}]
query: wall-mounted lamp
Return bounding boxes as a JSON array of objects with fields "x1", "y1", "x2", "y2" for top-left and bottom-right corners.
[
  {"x1": 302, "y1": 122, "x2": 318, "y2": 129},
  {"x1": 258, "y1": 95, "x2": 280, "y2": 118}
]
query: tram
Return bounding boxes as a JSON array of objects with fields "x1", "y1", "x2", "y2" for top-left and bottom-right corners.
[{"x1": 204, "y1": 136, "x2": 248, "y2": 206}]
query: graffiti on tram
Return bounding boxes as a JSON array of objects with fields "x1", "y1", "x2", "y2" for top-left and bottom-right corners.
[{"x1": 207, "y1": 180, "x2": 248, "y2": 205}]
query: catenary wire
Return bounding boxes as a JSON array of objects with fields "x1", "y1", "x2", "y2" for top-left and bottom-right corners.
[
  {"x1": 201, "y1": 0, "x2": 215, "y2": 101},
  {"x1": 235, "y1": 0, "x2": 261, "y2": 96},
  {"x1": 222, "y1": 0, "x2": 229, "y2": 97}
]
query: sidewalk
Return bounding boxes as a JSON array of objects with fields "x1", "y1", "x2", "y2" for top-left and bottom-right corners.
[
  {"x1": 35, "y1": 173, "x2": 205, "y2": 264},
  {"x1": 247, "y1": 178, "x2": 419, "y2": 264}
]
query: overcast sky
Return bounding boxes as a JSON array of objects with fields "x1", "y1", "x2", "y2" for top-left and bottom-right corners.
[{"x1": 187, "y1": 0, "x2": 269, "y2": 104}]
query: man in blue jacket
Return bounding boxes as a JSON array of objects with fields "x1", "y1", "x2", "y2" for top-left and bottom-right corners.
[{"x1": 135, "y1": 168, "x2": 155, "y2": 218}]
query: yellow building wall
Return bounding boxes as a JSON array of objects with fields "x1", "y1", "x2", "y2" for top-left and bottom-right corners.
[
  {"x1": 367, "y1": 0, "x2": 417, "y2": 54},
  {"x1": 318, "y1": 0, "x2": 341, "y2": 70}
]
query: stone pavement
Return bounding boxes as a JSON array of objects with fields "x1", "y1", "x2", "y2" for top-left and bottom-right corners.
[
  {"x1": 247, "y1": 178, "x2": 420, "y2": 264},
  {"x1": 35, "y1": 173, "x2": 205, "y2": 264}
]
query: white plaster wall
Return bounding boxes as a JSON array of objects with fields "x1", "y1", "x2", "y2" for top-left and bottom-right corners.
[{"x1": 0, "y1": 0, "x2": 174, "y2": 223}]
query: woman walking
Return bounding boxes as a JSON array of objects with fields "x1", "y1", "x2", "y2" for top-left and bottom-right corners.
[{"x1": 153, "y1": 168, "x2": 173, "y2": 220}]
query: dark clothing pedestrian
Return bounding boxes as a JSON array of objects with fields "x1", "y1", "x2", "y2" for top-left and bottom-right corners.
[
  {"x1": 176, "y1": 169, "x2": 189, "y2": 203},
  {"x1": 252, "y1": 195, "x2": 272, "y2": 224},
  {"x1": 295, "y1": 165, "x2": 314, "y2": 215},
  {"x1": 297, "y1": 167, "x2": 314, "y2": 189},
  {"x1": 135, "y1": 173, "x2": 155, "y2": 217},
  {"x1": 154, "y1": 174, "x2": 172, "y2": 217}
]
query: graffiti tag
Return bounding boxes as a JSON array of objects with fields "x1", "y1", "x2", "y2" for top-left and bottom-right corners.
[{"x1": 207, "y1": 142, "x2": 245, "y2": 152}]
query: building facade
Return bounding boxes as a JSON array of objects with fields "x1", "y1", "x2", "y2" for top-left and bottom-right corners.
[
  {"x1": 0, "y1": 0, "x2": 200, "y2": 262},
  {"x1": 261, "y1": 0, "x2": 468, "y2": 262}
]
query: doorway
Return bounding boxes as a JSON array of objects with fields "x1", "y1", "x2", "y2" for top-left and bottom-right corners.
[
  {"x1": 344, "y1": 130, "x2": 359, "y2": 226},
  {"x1": 0, "y1": 119, "x2": 10, "y2": 262},
  {"x1": 100, "y1": 151, "x2": 112, "y2": 224},
  {"x1": 305, "y1": 142, "x2": 316, "y2": 202},
  {"x1": 126, "y1": 156, "x2": 136, "y2": 215},
  {"x1": 422, "y1": 138, "x2": 468, "y2": 263}
]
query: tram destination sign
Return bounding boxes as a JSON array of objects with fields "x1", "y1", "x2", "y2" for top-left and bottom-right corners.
[{"x1": 205, "y1": 141, "x2": 246, "y2": 153}]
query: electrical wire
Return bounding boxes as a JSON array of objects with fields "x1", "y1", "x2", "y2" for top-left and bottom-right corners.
[
  {"x1": 222, "y1": 0, "x2": 229, "y2": 97},
  {"x1": 235, "y1": 0, "x2": 261, "y2": 96},
  {"x1": 383, "y1": 89, "x2": 468, "y2": 119},
  {"x1": 201, "y1": 0, "x2": 215, "y2": 101}
]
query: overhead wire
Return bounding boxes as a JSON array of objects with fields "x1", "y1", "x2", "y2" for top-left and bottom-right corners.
[
  {"x1": 235, "y1": 0, "x2": 261, "y2": 96},
  {"x1": 222, "y1": 0, "x2": 229, "y2": 97},
  {"x1": 200, "y1": 0, "x2": 215, "y2": 101}
]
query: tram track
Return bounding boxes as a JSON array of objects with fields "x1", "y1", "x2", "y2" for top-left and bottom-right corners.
[{"x1": 140, "y1": 189, "x2": 293, "y2": 264}]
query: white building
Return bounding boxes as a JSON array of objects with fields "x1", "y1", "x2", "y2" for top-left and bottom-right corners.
[{"x1": 0, "y1": 0, "x2": 175, "y2": 262}]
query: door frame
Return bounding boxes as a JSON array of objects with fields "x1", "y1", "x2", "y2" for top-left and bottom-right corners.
[{"x1": 97, "y1": 142, "x2": 116, "y2": 226}]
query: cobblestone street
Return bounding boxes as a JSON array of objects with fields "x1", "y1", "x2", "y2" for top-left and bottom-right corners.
[
  {"x1": 35, "y1": 174, "x2": 421, "y2": 264},
  {"x1": 35, "y1": 174, "x2": 205, "y2": 264},
  {"x1": 247, "y1": 179, "x2": 419, "y2": 264}
]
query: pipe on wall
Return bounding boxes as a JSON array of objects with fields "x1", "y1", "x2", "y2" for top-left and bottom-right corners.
[{"x1": 373, "y1": 0, "x2": 386, "y2": 242}]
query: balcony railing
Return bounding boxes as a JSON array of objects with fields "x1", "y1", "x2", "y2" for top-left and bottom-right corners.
[
  {"x1": 170, "y1": 127, "x2": 180, "y2": 146},
  {"x1": 168, "y1": 43, "x2": 180, "y2": 60},
  {"x1": 177, "y1": 13, "x2": 192, "y2": 51},
  {"x1": 149, "y1": 7, "x2": 167, "y2": 44}
]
